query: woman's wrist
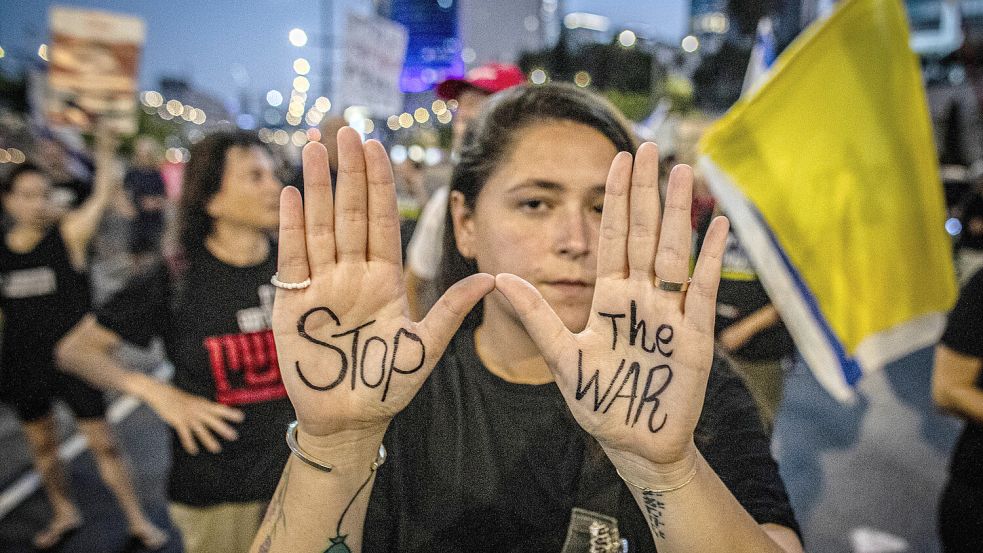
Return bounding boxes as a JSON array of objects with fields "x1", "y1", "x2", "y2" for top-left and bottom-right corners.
[
  {"x1": 603, "y1": 441, "x2": 702, "y2": 491},
  {"x1": 293, "y1": 423, "x2": 388, "y2": 473}
]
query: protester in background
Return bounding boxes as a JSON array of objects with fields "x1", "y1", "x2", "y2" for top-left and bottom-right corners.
[
  {"x1": 0, "y1": 132, "x2": 167, "y2": 551},
  {"x1": 404, "y1": 62, "x2": 525, "y2": 321},
  {"x1": 58, "y1": 130, "x2": 292, "y2": 553},
  {"x1": 932, "y1": 267, "x2": 983, "y2": 553},
  {"x1": 251, "y1": 85, "x2": 801, "y2": 553},
  {"x1": 36, "y1": 135, "x2": 93, "y2": 216},
  {"x1": 125, "y1": 136, "x2": 168, "y2": 267}
]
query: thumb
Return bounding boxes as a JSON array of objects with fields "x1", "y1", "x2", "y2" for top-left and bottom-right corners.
[
  {"x1": 417, "y1": 273, "x2": 496, "y2": 354},
  {"x1": 494, "y1": 273, "x2": 571, "y2": 363}
]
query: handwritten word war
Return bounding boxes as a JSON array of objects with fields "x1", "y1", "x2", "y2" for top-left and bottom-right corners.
[{"x1": 577, "y1": 300, "x2": 674, "y2": 433}]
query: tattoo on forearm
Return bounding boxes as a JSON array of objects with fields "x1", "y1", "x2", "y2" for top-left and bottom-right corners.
[
  {"x1": 576, "y1": 301, "x2": 673, "y2": 432},
  {"x1": 324, "y1": 469, "x2": 376, "y2": 553},
  {"x1": 295, "y1": 306, "x2": 426, "y2": 401},
  {"x1": 642, "y1": 490, "x2": 668, "y2": 540},
  {"x1": 257, "y1": 461, "x2": 293, "y2": 552}
]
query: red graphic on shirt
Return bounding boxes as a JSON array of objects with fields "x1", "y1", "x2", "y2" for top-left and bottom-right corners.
[{"x1": 202, "y1": 330, "x2": 287, "y2": 406}]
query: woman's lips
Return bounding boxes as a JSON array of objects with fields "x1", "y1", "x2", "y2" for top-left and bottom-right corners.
[{"x1": 543, "y1": 280, "x2": 594, "y2": 296}]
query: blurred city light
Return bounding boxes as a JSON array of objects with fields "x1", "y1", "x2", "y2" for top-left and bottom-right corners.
[
  {"x1": 0, "y1": 46, "x2": 6, "y2": 59},
  {"x1": 293, "y1": 57, "x2": 311, "y2": 75},
  {"x1": 432, "y1": 99, "x2": 447, "y2": 115},
  {"x1": 293, "y1": 76, "x2": 310, "y2": 93},
  {"x1": 398, "y1": 112, "x2": 413, "y2": 128},
  {"x1": 563, "y1": 12, "x2": 609, "y2": 32},
  {"x1": 408, "y1": 144, "x2": 425, "y2": 162},
  {"x1": 166, "y1": 100, "x2": 183, "y2": 116},
  {"x1": 307, "y1": 128, "x2": 321, "y2": 142},
  {"x1": 273, "y1": 129, "x2": 290, "y2": 145},
  {"x1": 618, "y1": 30, "x2": 637, "y2": 48},
  {"x1": 437, "y1": 0, "x2": 453, "y2": 8},
  {"x1": 390, "y1": 144, "x2": 407, "y2": 163},
  {"x1": 314, "y1": 96, "x2": 331, "y2": 112},
  {"x1": 387, "y1": 115, "x2": 400, "y2": 130},
  {"x1": 289, "y1": 28, "x2": 308, "y2": 47},
  {"x1": 574, "y1": 71, "x2": 591, "y2": 88},
  {"x1": 530, "y1": 68, "x2": 547, "y2": 85},
  {"x1": 436, "y1": 110, "x2": 452, "y2": 124},
  {"x1": 524, "y1": 15, "x2": 539, "y2": 32},
  {"x1": 266, "y1": 89, "x2": 283, "y2": 107},
  {"x1": 461, "y1": 47, "x2": 476, "y2": 64},
  {"x1": 292, "y1": 130, "x2": 308, "y2": 147},
  {"x1": 414, "y1": 107, "x2": 430, "y2": 123},
  {"x1": 681, "y1": 35, "x2": 699, "y2": 53},
  {"x1": 945, "y1": 217, "x2": 963, "y2": 236},
  {"x1": 38, "y1": 43, "x2": 49, "y2": 61}
]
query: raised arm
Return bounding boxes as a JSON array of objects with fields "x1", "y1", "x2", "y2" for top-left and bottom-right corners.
[
  {"x1": 495, "y1": 143, "x2": 803, "y2": 552},
  {"x1": 60, "y1": 127, "x2": 120, "y2": 264},
  {"x1": 56, "y1": 315, "x2": 245, "y2": 455},
  {"x1": 250, "y1": 128, "x2": 493, "y2": 553}
]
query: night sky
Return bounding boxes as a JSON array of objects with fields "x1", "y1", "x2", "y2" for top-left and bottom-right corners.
[{"x1": 1, "y1": 0, "x2": 687, "y2": 106}]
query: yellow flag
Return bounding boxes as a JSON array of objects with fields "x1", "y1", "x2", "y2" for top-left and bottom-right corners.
[{"x1": 698, "y1": 0, "x2": 957, "y2": 402}]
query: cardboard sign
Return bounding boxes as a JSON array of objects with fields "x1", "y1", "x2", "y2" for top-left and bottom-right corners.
[
  {"x1": 340, "y1": 13, "x2": 408, "y2": 117},
  {"x1": 47, "y1": 7, "x2": 146, "y2": 134}
]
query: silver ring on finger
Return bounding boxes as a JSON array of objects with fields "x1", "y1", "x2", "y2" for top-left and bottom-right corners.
[
  {"x1": 271, "y1": 272, "x2": 311, "y2": 290},
  {"x1": 654, "y1": 276, "x2": 691, "y2": 292}
]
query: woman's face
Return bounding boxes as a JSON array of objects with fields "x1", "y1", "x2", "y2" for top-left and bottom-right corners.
[
  {"x1": 452, "y1": 120, "x2": 619, "y2": 332},
  {"x1": 206, "y1": 145, "x2": 283, "y2": 232},
  {"x1": 3, "y1": 171, "x2": 52, "y2": 229}
]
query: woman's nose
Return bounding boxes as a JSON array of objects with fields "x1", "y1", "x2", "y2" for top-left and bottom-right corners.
[{"x1": 554, "y1": 208, "x2": 590, "y2": 258}]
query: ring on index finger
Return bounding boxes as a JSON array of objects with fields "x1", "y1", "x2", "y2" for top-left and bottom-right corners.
[
  {"x1": 654, "y1": 276, "x2": 691, "y2": 293},
  {"x1": 271, "y1": 272, "x2": 312, "y2": 290}
]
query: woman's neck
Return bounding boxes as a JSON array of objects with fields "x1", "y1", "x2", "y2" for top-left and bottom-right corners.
[
  {"x1": 205, "y1": 222, "x2": 269, "y2": 267},
  {"x1": 474, "y1": 298, "x2": 555, "y2": 385}
]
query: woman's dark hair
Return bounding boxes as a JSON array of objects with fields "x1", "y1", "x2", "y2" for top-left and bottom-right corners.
[
  {"x1": 1, "y1": 163, "x2": 46, "y2": 197},
  {"x1": 440, "y1": 83, "x2": 637, "y2": 327},
  {"x1": 178, "y1": 130, "x2": 268, "y2": 253}
]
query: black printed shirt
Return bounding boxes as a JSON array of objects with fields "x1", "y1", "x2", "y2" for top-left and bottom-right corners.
[
  {"x1": 362, "y1": 329, "x2": 799, "y2": 552},
  {"x1": 96, "y1": 247, "x2": 294, "y2": 506}
]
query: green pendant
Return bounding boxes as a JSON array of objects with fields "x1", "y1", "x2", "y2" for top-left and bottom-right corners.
[{"x1": 324, "y1": 535, "x2": 351, "y2": 553}]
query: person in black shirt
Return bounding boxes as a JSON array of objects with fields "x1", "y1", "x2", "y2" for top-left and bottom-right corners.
[
  {"x1": 1, "y1": 132, "x2": 167, "y2": 550},
  {"x1": 932, "y1": 268, "x2": 983, "y2": 552},
  {"x1": 252, "y1": 84, "x2": 801, "y2": 553},
  {"x1": 58, "y1": 131, "x2": 291, "y2": 553},
  {"x1": 124, "y1": 136, "x2": 168, "y2": 265}
]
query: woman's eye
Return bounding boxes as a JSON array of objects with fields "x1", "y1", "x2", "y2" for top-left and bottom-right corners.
[
  {"x1": 519, "y1": 199, "x2": 549, "y2": 212},
  {"x1": 592, "y1": 202, "x2": 604, "y2": 214}
]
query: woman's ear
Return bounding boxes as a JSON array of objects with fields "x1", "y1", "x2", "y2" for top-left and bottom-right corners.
[{"x1": 449, "y1": 190, "x2": 476, "y2": 259}]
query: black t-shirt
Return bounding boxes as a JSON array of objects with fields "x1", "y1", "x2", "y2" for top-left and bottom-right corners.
[
  {"x1": 96, "y1": 246, "x2": 294, "y2": 506},
  {"x1": 124, "y1": 168, "x2": 167, "y2": 234},
  {"x1": 363, "y1": 330, "x2": 799, "y2": 552},
  {"x1": 0, "y1": 227, "x2": 90, "y2": 360},
  {"x1": 942, "y1": 269, "x2": 983, "y2": 484}
]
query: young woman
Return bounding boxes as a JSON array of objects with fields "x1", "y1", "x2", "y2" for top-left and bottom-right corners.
[
  {"x1": 253, "y1": 84, "x2": 804, "y2": 553},
  {"x1": 57, "y1": 130, "x2": 292, "y2": 553},
  {"x1": 0, "y1": 134, "x2": 167, "y2": 550}
]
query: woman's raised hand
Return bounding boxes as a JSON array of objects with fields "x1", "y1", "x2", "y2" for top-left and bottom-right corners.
[
  {"x1": 496, "y1": 142, "x2": 729, "y2": 479},
  {"x1": 272, "y1": 128, "x2": 494, "y2": 445}
]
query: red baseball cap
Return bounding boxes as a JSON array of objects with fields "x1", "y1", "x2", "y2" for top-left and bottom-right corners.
[{"x1": 436, "y1": 62, "x2": 526, "y2": 99}]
